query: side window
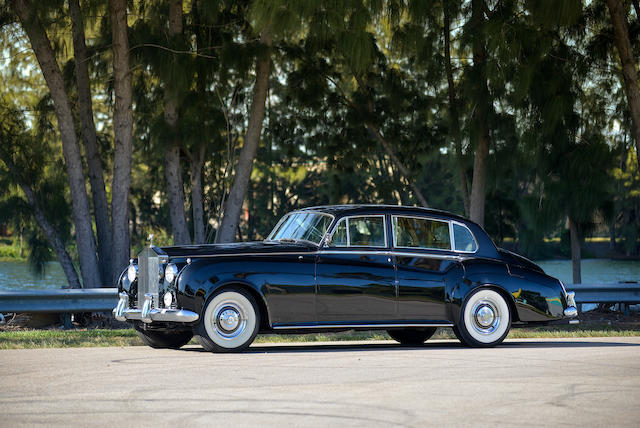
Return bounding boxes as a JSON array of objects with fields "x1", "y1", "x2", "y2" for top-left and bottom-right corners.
[
  {"x1": 348, "y1": 217, "x2": 386, "y2": 247},
  {"x1": 453, "y1": 223, "x2": 478, "y2": 252},
  {"x1": 393, "y1": 216, "x2": 451, "y2": 250},
  {"x1": 329, "y1": 216, "x2": 386, "y2": 247},
  {"x1": 330, "y1": 219, "x2": 347, "y2": 246}
]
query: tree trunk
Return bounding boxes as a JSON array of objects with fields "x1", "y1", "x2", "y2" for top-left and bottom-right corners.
[
  {"x1": 365, "y1": 122, "x2": 429, "y2": 207},
  {"x1": 444, "y1": 4, "x2": 470, "y2": 217},
  {"x1": 165, "y1": 146, "x2": 190, "y2": 244},
  {"x1": 21, "y1": 182, "x2": 82, "y2": 289},
  {"x1": 12, "y1": 0, "x2": 101, "y2": 288},
  {"x1": 163, "y1": 0, "x2": 191, "y2": 245},
  {"x1": 191, "y1": 0, "x2": 207, "y2": 244},
  {"x1": 607, "y1": 0, "x2": 640, "y2": 171},
  {"x1": 469, "y1": 0, "x2": 492, "y2": 227},
  {"x1": 609, "y1": 220, "x2": 616, "y2": 252},
  {"x1": 216, "y1": 30, "x2": 272, "y2": 243},
  {"x1": 69, "y1": 0, "x2": 113, "y2": 284},
  {"x1": 569, "y1": 217, "x2": 581, "y2": 284},
  {"x1": 109, "y1": 0, "x2": 134, "y2": 283},
  {"x1": 0, "y1": 155, "x2": 82, "y2": 289},
  {"x1": 190, "y1": 143, "x2": 206, "y2": 244}
]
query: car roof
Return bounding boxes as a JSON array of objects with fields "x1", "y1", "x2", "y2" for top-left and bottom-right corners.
[
  {"x1": 298, "y1": 204, "x2": 472, "y2": 223},
  {"x1": 292, "y1": 204, "x2": 499, "y2": 258}
]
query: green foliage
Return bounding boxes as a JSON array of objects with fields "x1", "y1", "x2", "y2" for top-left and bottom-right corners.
[{"x1": 0, "y1": 0, "x2": 637, "y2": 278}]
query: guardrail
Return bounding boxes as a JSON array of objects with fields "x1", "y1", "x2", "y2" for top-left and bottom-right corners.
[
  {"x1": 0, "y1": 284, "x2": 637, "y2": 321},
  {"x1": 566, "y1": 283, "x2": 640, "y2": 304},
  {"x1": 0, "y1": 288, "x2": 118, "y2": 314}
]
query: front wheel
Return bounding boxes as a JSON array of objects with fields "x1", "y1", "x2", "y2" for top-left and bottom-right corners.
[
  {"x1": 195, "y1": 289, "x2": 260, "y2": 353},
  {"x1": 456, "y1": 288, "x2": 511, "y2": 347},
  {"x1": 387, "y1": 327, "x2": 437, "y2": 345},
  {"x1": 134, "y1": 325, "x2": 193, "y2": 349}
]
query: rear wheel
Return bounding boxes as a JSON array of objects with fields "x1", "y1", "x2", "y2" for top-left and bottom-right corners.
[
  {"x1": 456, "y1": 288, "x2": 511, "y2": 347},
  {"x1": 134, "y1": 326, "x2": 193, "y2": 349},
  {"x1": 196, "y1": 289, "x2": 260, "y2": 353},
  {"x1": 387, "y1": 327, "x2": 437, "y2": 345}
]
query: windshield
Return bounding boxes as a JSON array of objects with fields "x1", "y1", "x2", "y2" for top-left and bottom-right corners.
[{"x1": 267, "y1": 212, "x2": 333, "y2": 245}]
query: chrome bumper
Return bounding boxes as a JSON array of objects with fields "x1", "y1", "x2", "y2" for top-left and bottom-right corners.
[
  {"x1": 563, "y1": 291, "x2": 578, "y2": 318},
  {"x1": 113, "y1": 292, "x2": 199, "y2": 324}
]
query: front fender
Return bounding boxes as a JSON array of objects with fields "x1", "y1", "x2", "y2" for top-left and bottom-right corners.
[{"x1": 176, "y1": 258, "x2": 271, "y2": 323}]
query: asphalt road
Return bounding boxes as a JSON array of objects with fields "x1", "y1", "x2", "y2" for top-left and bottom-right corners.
[{"x1": 1, "y1": 337, "x2": 639, "y2": 427}]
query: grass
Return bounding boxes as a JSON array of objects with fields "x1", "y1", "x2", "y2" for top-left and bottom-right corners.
[{"x1": 1, "y1": 325, "x2": 639, "y2": 349}]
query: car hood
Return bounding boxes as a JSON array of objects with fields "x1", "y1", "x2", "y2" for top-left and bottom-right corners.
[
  {"x1": 497, "y1": 248, "x2": 544, "y2": 273},
  {"x1": 159, "y1": 241, "x2": 318, "y2": 258}
]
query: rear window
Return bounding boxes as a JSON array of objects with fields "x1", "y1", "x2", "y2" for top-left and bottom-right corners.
[{"x1": 453, "y1": 223, "x2": 478, "y2": 252}]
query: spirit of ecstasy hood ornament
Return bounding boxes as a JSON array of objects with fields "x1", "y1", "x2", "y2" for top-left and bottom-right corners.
[{"x1": 147, "y1": 233, "x2": 154, "y2": 248}]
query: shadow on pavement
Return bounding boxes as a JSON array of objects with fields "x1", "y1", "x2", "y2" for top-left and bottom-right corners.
[
  {"x1": 501, "y1": 339, "x2": 640, "y2": 348},
  {"x1": 179, "y1": 338, "x2": 640, "y2": 354}
]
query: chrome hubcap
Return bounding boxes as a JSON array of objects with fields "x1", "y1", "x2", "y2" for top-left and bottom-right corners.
[
  {"x1": 475, "y1": 305, "x2": 495, "y2": 327},
  {"x1": 472, "y1": 300, "x2": 500, "y2": 335},
  {"x1": 213, "y1": 302, "x2": 246, "y2": 339},
  {"x1": 218, "y1": 308, "x2": 240, "y2": 332}
]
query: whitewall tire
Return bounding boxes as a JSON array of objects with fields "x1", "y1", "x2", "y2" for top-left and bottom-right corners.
[
  {"x1": 196, "y1": 289, "x2": 260, "y2": 353},
  {"x1": 456, "y1": 288, "x2": 511, "y2": 347}
]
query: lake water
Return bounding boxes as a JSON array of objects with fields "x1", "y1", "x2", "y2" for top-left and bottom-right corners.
[
  {"x1": 0, "y1": 258, "x2": 639, "y2": 292},
  {"x1": 0, "y1": 261, "x2": 69, "y2": 291}
]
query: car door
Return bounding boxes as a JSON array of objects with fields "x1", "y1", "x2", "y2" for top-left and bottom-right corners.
[
  {"x1": 392, "y1": 215, "x2": 457, "y2": 321},
  {"x1": 316, "y1": 215, "x2": 397, "y2": 323}
]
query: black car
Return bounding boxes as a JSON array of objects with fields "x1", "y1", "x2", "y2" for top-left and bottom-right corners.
[{"x1": 114, "y1": 205, "x2": 578, "y2": 352}]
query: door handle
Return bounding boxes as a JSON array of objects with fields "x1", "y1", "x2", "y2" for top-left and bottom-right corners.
[{"x1": 298, "y1": 255, "x2": 303, "y2": 261}]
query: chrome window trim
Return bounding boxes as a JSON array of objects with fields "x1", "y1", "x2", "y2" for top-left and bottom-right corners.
[
  {"x1": 272, "y1": 322, "x2": 454, "y2": 329},
  {"x1": 321, "y1": 250, "x2": 464, "y2": 261},
  {"x1": 451, "y1": 220, "x2": 479, "y2": 254},
  {"x1": 391, "y1": 214, "x2": 453, "y2": 251},
  {"x1": 173, "y1": 249, "x2": 466, "y2": 261},
  {"x1": 266, "y1": 210, "x2": 335, "y2": 245},
  {"x1": 325, "y1": 214, "x2": 388, "y2": 248},
  {"x1": 326, "y1": 217, "x2": 348, "y2": 247}
]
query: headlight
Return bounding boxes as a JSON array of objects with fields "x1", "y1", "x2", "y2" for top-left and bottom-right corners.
[
  {"x1": 165, "y1": 263, "x2": 179, "y2": 283},
  {"x1": 163, "y1": 291, "x2": 174, "y2": 308},
  {"x1": 127, "y1": 263, "x2": 138, "y2": 282}
]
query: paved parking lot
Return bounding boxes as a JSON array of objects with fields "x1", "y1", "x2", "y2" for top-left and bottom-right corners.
[{"x1": 1, "y1": 337, "x2": 639, "y2": 427}]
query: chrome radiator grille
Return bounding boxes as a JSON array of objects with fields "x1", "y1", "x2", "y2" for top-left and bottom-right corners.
[{"x1": 136, "y1": 246, "x2": 164, "y2": 309}]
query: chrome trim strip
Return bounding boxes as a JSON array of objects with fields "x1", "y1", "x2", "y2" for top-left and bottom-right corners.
[
  {"x1": 272, "y1": 323, "x2": 454, "y2": 329},
  {"x1": 167, "y1": 251, "x2": 319, "y2": 258},
  {"x1": 392, "y1": 251, "x2": 463, "y2": 261},
  {"x1": 321, "y1": 250, "x2": 464, "y2": 261},
  {"x1": 163, "y1": 250, "x2": 467, "y2": 260}
]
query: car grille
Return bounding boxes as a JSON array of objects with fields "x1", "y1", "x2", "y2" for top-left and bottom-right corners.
[{"x1": 134, "y1": 246, "x2": 163, "y2": 309}]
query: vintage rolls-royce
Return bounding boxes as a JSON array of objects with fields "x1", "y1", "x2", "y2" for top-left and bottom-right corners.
[{"x1": 114, "y1": 205, "x2": 578, "y2": 352}]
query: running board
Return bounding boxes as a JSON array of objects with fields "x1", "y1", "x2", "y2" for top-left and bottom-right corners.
[{"x1": 272, "y1": 323, "x2": 454, "y2": 330}]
